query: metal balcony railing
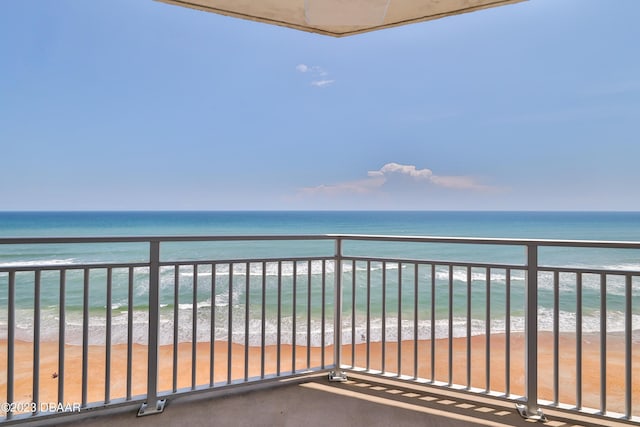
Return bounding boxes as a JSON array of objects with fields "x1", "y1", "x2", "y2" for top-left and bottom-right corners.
[{"x1": 0, "y1": 235, "x2": 638, "y2": 424}]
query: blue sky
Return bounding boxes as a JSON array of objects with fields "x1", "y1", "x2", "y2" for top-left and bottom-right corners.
[{"x1": 1, "y1": 0, "x2": 639, "y2": 211}]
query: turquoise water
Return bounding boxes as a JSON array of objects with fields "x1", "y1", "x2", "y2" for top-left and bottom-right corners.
[
  {"x1": 1, "y1": 211, "x2": 639, "y2": 346},
  {"x1": 2, "y1": 211, "x2": 640, "y2": 239}
]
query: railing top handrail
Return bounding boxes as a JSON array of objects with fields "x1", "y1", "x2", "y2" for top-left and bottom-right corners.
[
  {"x1": 0, "y1": 234, "x2": 640, "y2": 249},
  {"x1": 330, "y1": 234, "x2": 640, "y2": 249},
  {"x1": 0, "y1": 235, "x2": 335, "y2": 245}
]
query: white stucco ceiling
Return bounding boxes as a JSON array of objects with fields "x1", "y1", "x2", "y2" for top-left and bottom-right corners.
[{"x1": 156, "y1": 0, "x2": 526, "y2": 37}]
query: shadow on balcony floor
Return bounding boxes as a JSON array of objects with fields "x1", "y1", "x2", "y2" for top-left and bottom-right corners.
[{"x1": 62, "y1": 372, "x2": 630, "y2": 427}]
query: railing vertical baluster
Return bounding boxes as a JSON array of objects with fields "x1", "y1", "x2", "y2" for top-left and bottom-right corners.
[
  {"x1": 293, "y1": 261, "x2": 297, "y2": 373},
  {"x1": 625, "y1": 274, "x2": 632, "y2": 419},
  {"x1": 505, "y1": 268, "x2": 511, "y2": 397},
  {"x1": 228, "y1": 263, "x2": 234, "y2": 384},
  {"x1": 352, "y1": 259, "x2": 356, "y2": 369},
  {"x1": 276, "y1": 261, "x2": 281, "y2": 377},
  {"x1": 448, "y1": 265, "x2": 453, "y2": 385},
  {"x1": 261, "y1": 262, "x2": 266, "y2": 379},
  {"x1": 7, "y1": 271, "x2": 15, "y2": 420},
  {"x1": 335, "y1": 243, "x2": 342, "y2": 374},
  {"x1": 600, "y1": 273, "x2": 607, "y2": 414},
  {"x1": 173, "y1": 266, "x2": 180, "y2": 392},
  {"x1": 329, "y1": 237, "x2": 346, "y2": 381},
  {"x1": 553, "y1": 271, "x2": 559, "y2": 405},
  {"x1": 58, "y1": 270, "x2": 66, "y2": 405},
  {"x1": 382, "y1": 261, "x2": 387, "y2": 375},
  {"x1": 413, "y1": 263, "x2": 419, "y2": 380},
  {"x1": 245, "y1": 262, "x2": 250, "y2": 381},
  {"x1": 485, "y1": 268, "x2": 491, "y2": 392},
  {"x1": 244, "y1": 262, "x2": 251, "y2": 381},
  {"x1": 82, "y1": 269, "x2": 89, "y2": 408},
  {"x1": 366, "y1": 261, "x2": 371, "y2": 371},
  {"x1": 126, "y1": 267, "x2": 134, "y2": 400},
  {"x1": 210, "y1": 263, "x2": 216, "y2": 387},
  {"x1": 430, "y1": 264, "x2": 436, "y2": 383},
  {"x1": 307, "y1": 260, "x2": 312, "y2": 370},
  {"x1": 192, "y1": 264, "x2": 198, "y2": 390},
  {"x1": 516, "y1": 243, "x2": 544, "y2": 420},
  {"x1": 398, "y1": 262, "x2": 403, "y2": 376},
  {"x1": 138, "y1": 240, "x2": 165, "y2": 415},
  {"x1": 321, "y1": 260, "x2": 326, "y2": 369},
  {"x1": 33, "y1": 270, "x2": 41, "y2": 414},
  {"x1": 466, "y1": 266, "x2": 472, "y2": 389},
  {"x1": 576, "y1": 272, "x2": 583, "y2": 410},
  {"x1": 105, "y1": 268, "x2": 112, "y2": 404}
]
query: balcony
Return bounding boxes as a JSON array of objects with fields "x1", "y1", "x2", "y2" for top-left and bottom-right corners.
[{"x1": 1, "y1": 235, "x2": 639, "y2": 425}]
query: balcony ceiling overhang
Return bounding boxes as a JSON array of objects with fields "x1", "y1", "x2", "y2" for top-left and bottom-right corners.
[{"x1": 156, "y1": 0, "x2": 526, "y2": 37}]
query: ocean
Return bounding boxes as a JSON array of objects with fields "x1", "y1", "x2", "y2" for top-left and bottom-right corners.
[{"x1": 1, "y1": 211, "x2": 639, "y2": 347}]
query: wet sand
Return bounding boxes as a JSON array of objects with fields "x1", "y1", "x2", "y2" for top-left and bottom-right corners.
[{"x1": 1, "y1": 332, "x2": 639, "y2": 415}]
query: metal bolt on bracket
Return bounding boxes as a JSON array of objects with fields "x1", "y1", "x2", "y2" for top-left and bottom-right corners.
[{"x1": 328, "y1": 370, "x2": 348, "y2": 382}]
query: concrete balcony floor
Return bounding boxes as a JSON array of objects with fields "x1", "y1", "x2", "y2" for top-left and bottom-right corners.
[{"x1": 53, "y1": 372, "x2": 633, "y2": 427}]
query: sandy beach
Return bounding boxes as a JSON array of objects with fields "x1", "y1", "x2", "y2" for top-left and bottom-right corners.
[{"x1": 1, "y1": 332, "x2": 638, "y2": 416}]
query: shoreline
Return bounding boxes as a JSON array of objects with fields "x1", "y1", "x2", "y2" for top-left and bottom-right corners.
[{"x1": 1, "y1": 332, "x2": 638, "y2": 416}]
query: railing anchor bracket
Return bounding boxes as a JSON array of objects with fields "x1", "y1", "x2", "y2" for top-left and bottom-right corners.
[
  {"x1": 515, "y1": 404, "x2": 547, "y2": 422},
  {"x1": 137, "y1": 399, "x2": 166, "y2": 417},
  {"x1": 328, "y1": 370, "x2": 348, "y2": 382}
]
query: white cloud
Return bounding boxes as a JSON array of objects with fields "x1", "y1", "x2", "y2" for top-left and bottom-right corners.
[
  {"x1": 300, "y1": 176, "x2": 385, "y2": 196},
  {"x1": 368, "y1": 163, "x2": 433, "y2": 180},
  {"x1": 296, "y1": 64, "x2": 334, "y2": 87},
  {"x1": 373, "y1": 162, "x2": 494, "y2": 191},
  {"x1": 300, "y1": 162, "x2": 496, "y2": 197},
  {"x1": 311, "y1": 79, "x2": 335, "y2": 87}
]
